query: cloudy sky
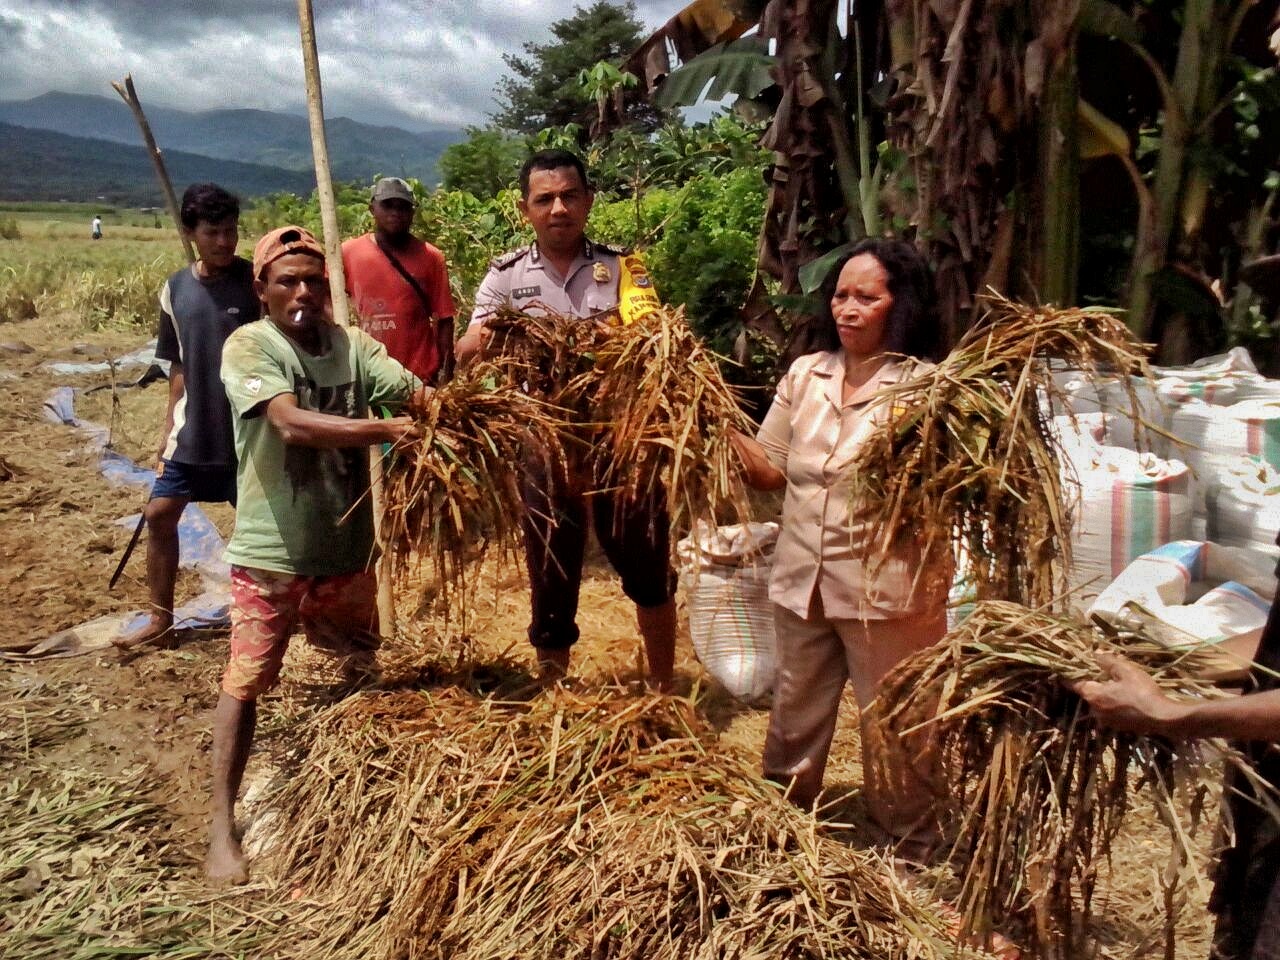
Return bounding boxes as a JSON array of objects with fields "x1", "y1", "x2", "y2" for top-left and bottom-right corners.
[{"x1": 0, "y1": 0, "x2": 691, "y2": 131}]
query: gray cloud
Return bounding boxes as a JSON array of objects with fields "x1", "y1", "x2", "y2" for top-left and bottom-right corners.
[{"x1": 0, "y1": 1, "x2": 691, "y2": 130}]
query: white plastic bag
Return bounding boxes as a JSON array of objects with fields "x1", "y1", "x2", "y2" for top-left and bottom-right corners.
[{"x1": 677, "y1": 522, "x2": 780, "y2": 701}]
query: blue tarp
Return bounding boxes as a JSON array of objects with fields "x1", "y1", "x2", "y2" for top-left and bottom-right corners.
[{"x1": 25, "y1": 380, "x2": 232, "y2": 654}]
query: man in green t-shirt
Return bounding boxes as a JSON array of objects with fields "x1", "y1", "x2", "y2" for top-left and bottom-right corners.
[{"x1": 208, "y1": 225, "x2": 426, "y2": 884}]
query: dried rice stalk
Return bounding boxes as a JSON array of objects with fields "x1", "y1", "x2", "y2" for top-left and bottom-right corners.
[
  {"x1": 850, "y1": 292, "x2": 1155, "y2": 608},
  {"x1": 581, "y1": 305, "x2": 755, "y2": 534},
  {"x1": 483, "y1": 305, "x2": 609, "y2": 416},
  {"x1": 258, "y1": 663, "x2": 990, "y2": 960},
  {"x1": 874, "y1": 600, "x2": 1262, "y2": 959},
  {"x1": 380, "y1": 366, "x2": 566, "y2": 615},
  {"x1": 485, "y1": 304, "x2": 754, "y2": 537}
]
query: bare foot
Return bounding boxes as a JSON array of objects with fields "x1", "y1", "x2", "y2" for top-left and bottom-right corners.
[
  {"x1": 534, "y1": 646, "x2": 570, "y2": 683},
  {"x1": 205, "y1": 833, "x2": 249, "y2": 885},
  {"x1": 113, "y1": 615, "x2": 174, "y2": 652}
]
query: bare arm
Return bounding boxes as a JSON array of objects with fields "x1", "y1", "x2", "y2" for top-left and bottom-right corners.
[
  {"x1": 730, "y1": 430, "x2": 786, "y2": 491},
  {"x1": 436, "y1": 317, "x2": 456, "y2": 385},
  {"x1": 264, "y1": 394, "x2": 418, "y2": 449},
  {"x1": 157, "y1": 361, "x2": 185, "y2": 462},
  {"x1": 1074, "y1": 651, "x2": 1280, "y2": 741},
  {"x1": 455, "y1": 324, "x2": 489, "y2": 368}
]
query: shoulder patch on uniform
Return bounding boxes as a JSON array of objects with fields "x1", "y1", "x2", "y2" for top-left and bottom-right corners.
[
  {"x1": 596, "y1": 241, "x2": 631, "y2": 256},
  {"x1": 490, "y1": 246, "x2": 530, "y2": 271}
]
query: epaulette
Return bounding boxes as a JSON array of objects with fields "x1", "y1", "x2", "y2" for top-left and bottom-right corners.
[
  {"x1": 595, "y1": 241, "x2": 631, "y2": 257},
  {"x1": 489, "y1": 246, "x2": 530, "y2": 271}
]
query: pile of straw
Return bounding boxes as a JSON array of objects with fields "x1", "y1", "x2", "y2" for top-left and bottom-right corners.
[
  {"x1": 1, "y1": 687, "x2": 270, "y2": 958},
  {"x1": 873, "y1": 600, "x2": 1250, "y2": 958},
  {"x1": 379, "y1": 366, "x2": 564, "y2": 610},
  {"x1": 849, "y1": 293, "x2": 1154, "y2": 607},
  {"x1": 256, "y1": 669, "x2": 984, "y2": 960}
]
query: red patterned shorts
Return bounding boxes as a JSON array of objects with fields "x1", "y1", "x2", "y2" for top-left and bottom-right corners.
[{"x1": 222, "y1": 566, "x2": 380, "y2": 701}]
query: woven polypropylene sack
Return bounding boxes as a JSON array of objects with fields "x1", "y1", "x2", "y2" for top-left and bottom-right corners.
[
  {"x1": 1204, "y1": 456, "x2": 1280, "y2": 555},
  {"x1": 677, "y1": 523, "x2": 779, "y2": 701},
  {"x1": 1090, "y1": 540, "x2": 1276, "y2": 644},
  {"x1": 1061, "y1": 445, "x2": 1194, "y2": 613}
]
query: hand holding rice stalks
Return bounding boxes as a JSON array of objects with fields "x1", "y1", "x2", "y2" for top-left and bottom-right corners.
[
  {"x1": 380, "y1": 366, "x2": 566, "y2": 614},
  {"x1": 850, "y1": 293, "x2": 1155, "y2": 608},
  {"x1": 873, "y1": 600, "x2": 1254, "y2": 958}
]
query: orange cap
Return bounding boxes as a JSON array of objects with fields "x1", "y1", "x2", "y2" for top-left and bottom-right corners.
[{"x1": 252, "y1": 225, "x2": 326, "y2": 279}]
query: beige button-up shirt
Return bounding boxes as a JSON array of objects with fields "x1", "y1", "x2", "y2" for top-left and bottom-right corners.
[{"x1": 757, "y1": 351, "x2": 946, "y2": 621}]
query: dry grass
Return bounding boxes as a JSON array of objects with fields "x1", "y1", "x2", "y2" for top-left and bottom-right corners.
[
  {"x1": 874, "y1": 601, "x2": 1253, "y2": 958},
  {"x1": 850, "y1": 293, "x2": 1155, "y2": 609},
  {"x1": 484, "y1": 304, "x2": 753, "y2": 533},
  {"x1": 0, "y1": 684, "x2": 271, "y2": 959},
  {"x1": 380, "y1": 366, "x2": 565, "y2": 619},
  {"x1": 581, "y1": 305, "x2": 754, "y2": 537},
  {"x1": 251, "y1": 658, "x2": 983, "y2": 960}
]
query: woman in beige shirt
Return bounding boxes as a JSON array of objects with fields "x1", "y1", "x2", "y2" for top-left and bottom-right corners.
[{"x1": 734, "y1": 238, "x2": 949, "y2": 850}]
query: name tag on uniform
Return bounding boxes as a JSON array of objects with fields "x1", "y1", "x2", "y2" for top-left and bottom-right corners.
[{"x1": 512, "y1": 285, "x2": 541, "y2": 299}]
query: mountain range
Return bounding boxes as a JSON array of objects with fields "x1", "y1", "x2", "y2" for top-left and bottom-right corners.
[{"x1": 0, "y1": 91, "x2": 463, "y2": 206}]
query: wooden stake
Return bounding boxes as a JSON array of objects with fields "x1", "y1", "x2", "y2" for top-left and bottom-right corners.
[
  {"x1": 111, "y1": 75, "x2": 196, "y2": 264},
  {"x1": 297, "y1": 0, "x2": 397, "y2": 637}
]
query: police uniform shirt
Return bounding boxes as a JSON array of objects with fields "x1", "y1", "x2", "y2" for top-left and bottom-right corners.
[{"x1": 468, "y1": 240, "x2": 625, "y2": 329}]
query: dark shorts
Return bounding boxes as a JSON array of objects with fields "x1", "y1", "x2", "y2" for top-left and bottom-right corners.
[
  {"x1": 521, "y1": 457, "x2": 675, "y2": 651},
  {"x1": 150, "y1": 459, "x2": 237, "y2": 505}
]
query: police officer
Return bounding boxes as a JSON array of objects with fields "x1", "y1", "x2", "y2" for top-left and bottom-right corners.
[{"x1": 457, "y1": 149, "x2": 676, "y2": 689}]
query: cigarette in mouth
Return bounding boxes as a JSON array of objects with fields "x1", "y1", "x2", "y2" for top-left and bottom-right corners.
[{"x1": 294, "y1": 309, "x2": 302, "y2": 323}]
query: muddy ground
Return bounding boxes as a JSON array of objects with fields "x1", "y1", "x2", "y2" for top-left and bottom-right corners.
[{"x1": 0, "y1": 306, "x2": 1220, "y2": 958}]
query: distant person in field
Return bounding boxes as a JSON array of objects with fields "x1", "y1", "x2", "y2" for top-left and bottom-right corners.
[
  {"x1": 341, "y1": 176, "x2": 456, "y2": 385},
  {"x1": 116, "y1": 183, "x2": 257, "y2": 651},
  {"x1": 91, "y1": 215, "x2": 102, "y2": 240},
  {"x1": 456, "y1": 149, "x2": 674, "y2": 690},
  {"x1": 208, "y1": 225, "x2": 427, "y2": 884}
]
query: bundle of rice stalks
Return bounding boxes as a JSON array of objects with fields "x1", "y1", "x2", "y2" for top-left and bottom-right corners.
[
  {"x1": 256, "y1": 673, "x2": 987, "y2": 960},
  {"x1": 482, "y1": 305, "x2": 609, "y2": 413},
  {"x1": 380, "y1": 366, "x2": 566, "y2": 612},
  {"x1": 579, "y1": 305, "x2": 755, "y2": 534},
  {"x1": 482, "y1": 304, "x2": 753, "y2": 539},
  {"x1": 850, "y1": 292, "x2": 1155, "y2": 608},
  {"x1": 874, "y1": 600, "x2": 1254, "y2": 958}
]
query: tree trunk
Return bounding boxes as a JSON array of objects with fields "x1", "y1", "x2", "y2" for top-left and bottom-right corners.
[
  {"x1": 1034, "y1": 41, "x2": 1080, "y2": 306},
  {"x1": 1125, "y1": 0, "x2": 1213, "y2": 338}
]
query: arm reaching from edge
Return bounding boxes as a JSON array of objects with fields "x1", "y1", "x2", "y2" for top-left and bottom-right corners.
[{"x1": 1074, "y1": 651, "x2": 1280, "y2": 742}]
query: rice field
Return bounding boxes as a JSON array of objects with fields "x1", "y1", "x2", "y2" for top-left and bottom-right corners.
[
  {"x1": 0, "y1": 211, "x2": 190, "y2": 329},
  {"x1": 0, "y1": 222, "x2": 1228, "y2": 959}
]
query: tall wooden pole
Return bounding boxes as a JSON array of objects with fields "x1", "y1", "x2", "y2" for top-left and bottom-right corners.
[
  {"x1": 297, "y1": 0, "x2": 398, "y2": 638},
  {"x1": 111, "y1": 75, "x2": 196, "y2": 264}
]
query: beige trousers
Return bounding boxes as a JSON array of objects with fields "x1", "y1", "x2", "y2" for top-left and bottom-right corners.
[{"x1": 762, "y1": 601, "x2": 946, "y2": 838}]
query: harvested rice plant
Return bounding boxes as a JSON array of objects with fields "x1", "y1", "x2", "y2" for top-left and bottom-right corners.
[{"x1": 5, "y1": 0, "x2": 1280, "y2": 955}]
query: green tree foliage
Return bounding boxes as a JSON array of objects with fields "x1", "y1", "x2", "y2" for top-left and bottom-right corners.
[
  {"x1": 439, "y1": 128, "x2": 526, "y2": 198},
  {"x1": 492, "y1": 1, "x2": 666, "y2": 135},
  {"x1": 246, "y1": 113, "x2": 773, "y2": 383}
]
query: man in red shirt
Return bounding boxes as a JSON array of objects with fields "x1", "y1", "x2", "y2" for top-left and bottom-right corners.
[{"x1": 342, "y1": 177, "x2": 456, "y2": 384}]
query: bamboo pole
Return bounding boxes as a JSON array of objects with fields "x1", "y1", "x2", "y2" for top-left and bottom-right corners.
[
  {"x1": 111, "y1": 75, "x2": 196, "y2": 264},
  {"x1": 296, "y1": 0, "x2": 398, "y2": 637}
]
